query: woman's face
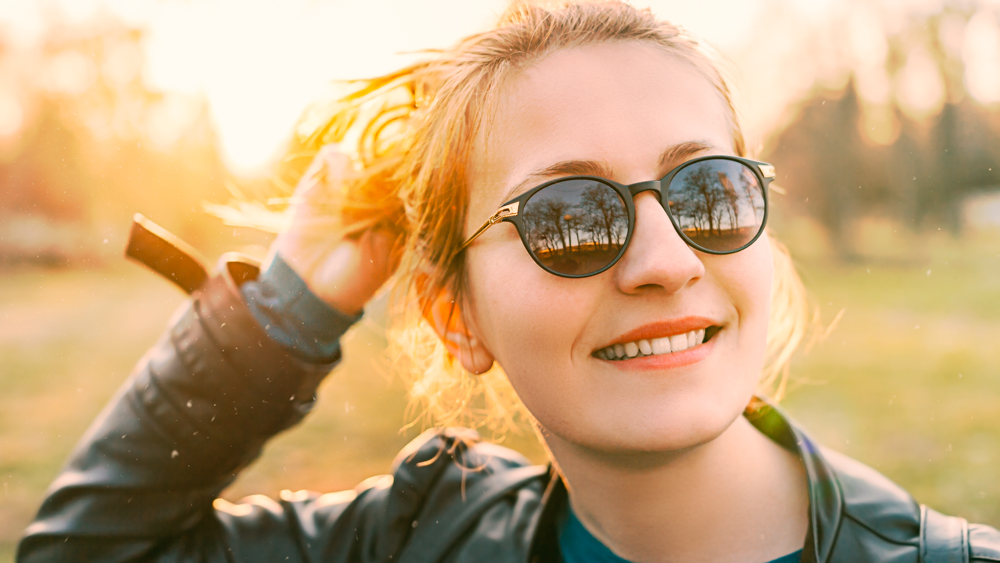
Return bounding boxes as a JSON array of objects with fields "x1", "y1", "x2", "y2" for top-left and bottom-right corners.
[{"x1": 464, "y1": 41, "x2": 773, "y2": 453}]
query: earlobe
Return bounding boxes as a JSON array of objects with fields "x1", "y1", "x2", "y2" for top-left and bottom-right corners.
[{"x1": 419, "y1": 282, "x2": 496, "y2": 375}]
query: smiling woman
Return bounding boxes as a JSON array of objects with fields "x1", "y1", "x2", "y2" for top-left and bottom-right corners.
[{"x1": 15, "y1": 2, "x2": 1000, "y2": 563}]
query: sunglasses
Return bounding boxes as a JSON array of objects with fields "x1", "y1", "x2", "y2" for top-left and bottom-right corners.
[{"x1": 459, "y1": 155, "x2": 775, "y2": 278}]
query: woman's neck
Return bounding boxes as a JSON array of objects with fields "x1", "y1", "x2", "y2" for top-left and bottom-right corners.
[{"x1": 545, "y1": 415, "x2": 809, "y2": 563}]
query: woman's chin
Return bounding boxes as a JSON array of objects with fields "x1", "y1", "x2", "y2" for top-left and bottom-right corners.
[{"x1": 541, "y1": 395, "x2": 750, "y2": 459}]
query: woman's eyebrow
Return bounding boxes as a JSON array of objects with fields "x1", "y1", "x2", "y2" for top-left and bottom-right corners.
[
  {"x1": 500, "y1": 140, "x2": 717, "y2": 203},
  {"x1": 658, "y1": 140, "x2": 716, "y2": 168},
  {"x1": 501, "y1": 160, "x2": 612, "y2": 202}
]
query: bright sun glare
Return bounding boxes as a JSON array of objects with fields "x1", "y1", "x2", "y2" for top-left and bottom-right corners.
[
  {"x1": 136, "y1": 0, "x2": 764, "y2": 176},
  {"x1": 1, "y1": 0, "x2": 996, "y2": 175},
  {"x1": 0, "y1": 0, "x2": 768, "y2": 175}
]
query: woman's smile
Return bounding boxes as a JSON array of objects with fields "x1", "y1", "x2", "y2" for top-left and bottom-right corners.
[
  {"x1": 594, "y1": 316, "x2": 718, "y2": 358},
  {"x1": 593, "y1": 317, "x2": 724, "y2": 370},
  {"x1": 597, "y1": 334, "x2": 718, "y2": 370}
]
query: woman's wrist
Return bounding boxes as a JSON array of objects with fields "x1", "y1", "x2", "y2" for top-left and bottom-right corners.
[
  {"x1": 241, "y1": 252, "x2": 361, "y2": 362},
  {"x1": 275, "y1": 229, "x2": 399, "y2": 317}
]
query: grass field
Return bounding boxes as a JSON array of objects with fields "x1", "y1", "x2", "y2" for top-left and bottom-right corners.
[{"x1": 1, "y1": 226, "x2": 998, "y2": 561}]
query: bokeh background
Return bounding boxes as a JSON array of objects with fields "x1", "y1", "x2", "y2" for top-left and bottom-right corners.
[{"x1": 2, "y1": 0, "x2": 1000, "y2": 559}]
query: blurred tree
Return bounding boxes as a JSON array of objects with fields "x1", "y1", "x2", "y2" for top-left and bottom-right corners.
[
  {"x1": 1, "y1": 100, "x2": 88, "y2": 220},
  {"x1": 0, "y1": 13, "x2": 231, "y2": 266},
  {"x1": 764, "y1": 6, "x2": 1000, "y2": 259}
]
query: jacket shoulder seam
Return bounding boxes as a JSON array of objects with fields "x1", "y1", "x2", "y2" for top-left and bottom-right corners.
[{"x1": 842, "y1": 510, "x2": 919, "y2": 548}]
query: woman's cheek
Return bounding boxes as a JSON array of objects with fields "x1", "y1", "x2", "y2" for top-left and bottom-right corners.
[
  {"x1": 487, "y1": 276, "x2": 584, "y2": 367},
  {"x1": 470, "y1": 257, "x2": 589, "y2": 403},
  {"x1": 725, "y1": 236, "x2": 774, "y2": 383}
]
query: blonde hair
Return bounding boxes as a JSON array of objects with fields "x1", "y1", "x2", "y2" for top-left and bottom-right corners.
[{"x1": 270, "y1": 1, "x2": 811, "y2": 435}]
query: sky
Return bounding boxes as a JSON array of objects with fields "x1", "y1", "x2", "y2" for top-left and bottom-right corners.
[{"x1": 0, "y1": 0, "x2": 997, "y2": 175}]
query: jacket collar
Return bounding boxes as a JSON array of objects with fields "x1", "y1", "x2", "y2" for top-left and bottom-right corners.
[
  {"x1": 526, "y1": 401, "x2": 845, "y2": 563},
  {"x1": 745, "y1": 402, "x2": 843, "y2": 563}
]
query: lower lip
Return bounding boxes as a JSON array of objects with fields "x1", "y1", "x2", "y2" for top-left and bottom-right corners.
[{"x1": 598, "y1": 336, "x2": 716, "y2": 370}]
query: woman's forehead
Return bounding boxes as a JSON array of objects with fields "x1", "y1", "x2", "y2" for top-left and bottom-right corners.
[{"x1": 469, "y1": 41, "x2": 733, "y2": 208}]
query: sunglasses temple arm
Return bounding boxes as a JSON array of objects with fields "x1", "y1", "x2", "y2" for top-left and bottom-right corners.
[{"x1": 458, "y1": 218, "x2": 495, "y2": 252}]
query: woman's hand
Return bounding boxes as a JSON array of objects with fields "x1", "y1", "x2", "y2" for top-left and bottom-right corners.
[{"x1": 271, "y1": 146, "x2": 401, "y2": 316}]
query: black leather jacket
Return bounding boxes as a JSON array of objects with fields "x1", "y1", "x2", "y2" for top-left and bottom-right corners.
[{"x1": 16, "y1": 254, "x2": 1000, "y2": 563}]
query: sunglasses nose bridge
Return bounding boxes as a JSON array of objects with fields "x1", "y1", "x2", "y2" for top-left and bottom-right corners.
[{"x1": 626, "y1": 180, "x2": 662, "y2": 200}]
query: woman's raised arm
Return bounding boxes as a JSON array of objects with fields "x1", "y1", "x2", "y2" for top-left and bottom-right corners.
[{"x1": 15, "y1": 149, "x2": 411, "y2": 562}]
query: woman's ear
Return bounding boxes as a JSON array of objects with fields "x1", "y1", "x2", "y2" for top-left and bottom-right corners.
[{"x1": 420, "y1": 280, "x2": 495, "y2": 375}]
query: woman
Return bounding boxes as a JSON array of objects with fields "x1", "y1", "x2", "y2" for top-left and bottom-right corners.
[{"x1": 17, "y1": 2, "x2": 1000, "y2": 562}]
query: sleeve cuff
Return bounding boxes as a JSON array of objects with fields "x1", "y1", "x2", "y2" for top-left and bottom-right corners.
[{"x1": 240, "y1": 253, "x2": 361, "y2": 362}]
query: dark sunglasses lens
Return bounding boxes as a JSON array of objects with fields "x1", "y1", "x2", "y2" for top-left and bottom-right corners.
[
  {"x1": 665, "y1": 159, "x2": 766, "y2": 252},
  {"x1": 522, "y1": 179, "x2": 629, "y2": 276}
]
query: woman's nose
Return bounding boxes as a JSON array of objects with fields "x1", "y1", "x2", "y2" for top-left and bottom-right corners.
[{"x1": 613, "y1": 192, "x2": 704, "y2": 295}]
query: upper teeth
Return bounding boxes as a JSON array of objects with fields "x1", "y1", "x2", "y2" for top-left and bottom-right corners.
[{"x1": 597, "y1": 328, "x2": 707, "y2": 360}]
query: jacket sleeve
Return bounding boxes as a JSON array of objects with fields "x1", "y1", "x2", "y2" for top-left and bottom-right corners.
[{"x1": 15, "y1": 259, "x2": 384, "y2": 562}]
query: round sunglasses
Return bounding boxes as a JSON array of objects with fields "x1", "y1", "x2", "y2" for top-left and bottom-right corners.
[{"x1": 459, "y1": 155, "x2": 775, "y2": 278}]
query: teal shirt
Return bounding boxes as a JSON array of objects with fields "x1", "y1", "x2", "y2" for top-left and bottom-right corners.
[{"x1": 559, "y1": 504, "x2": 803, "y2": 563}]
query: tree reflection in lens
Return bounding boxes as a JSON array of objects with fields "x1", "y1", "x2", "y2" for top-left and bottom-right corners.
[
  {"x1": 523, "y1": 179, "x2": 628, "y2": 275},
  {"x1": 666, "y1": 160, "x2": 765, "y2": 251}
]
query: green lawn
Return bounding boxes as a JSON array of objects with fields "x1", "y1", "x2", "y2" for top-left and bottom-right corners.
[
  {"x1": 779, "y1": 227, "x2": 1000, "y2": 527},
  {"x1": 1, "y1": 228, "x2": 998, "y2": 560}
]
